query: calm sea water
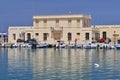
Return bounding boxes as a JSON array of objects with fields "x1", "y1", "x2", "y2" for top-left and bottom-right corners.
[{"x1": 0, "y1": 48, "x2": 120, "y2": 80}]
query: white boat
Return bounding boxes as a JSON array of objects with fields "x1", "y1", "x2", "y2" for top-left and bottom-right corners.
[
  {"x1": 99, "y1": 44, "x2": 115, "y2": 49},
  {"x1": 106, "y1": 44, "x2": 115, "y2": 49},
  {"x1": 21, "y1": 43, "x2": 32, "y2": 48},
  {"x1": 37, "y1": 43, "x2": 50, "y2": 48},
  {"x1": 115, "y1": 44, "x2": 120, "y2": 49},
  {"x1": 56, "y1": 43, "x2": 67, "y2": 48},
  {"x1": 76, "y1": 44, "x2": 83, "y2": 48},
  {"x1": 83, "y1": 43, "x2": 97, "y2": 49},
  {"x1": 67, "y1": 44, "x2": 75, "y2": 48},
  {"x1": 99, "y1": 44, "x2": 106, "y2": 49}
]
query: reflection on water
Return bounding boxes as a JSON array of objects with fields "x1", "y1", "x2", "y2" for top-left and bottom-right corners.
[{"x1": 0, "y1": 48, "x2": 120, "y2": 80}]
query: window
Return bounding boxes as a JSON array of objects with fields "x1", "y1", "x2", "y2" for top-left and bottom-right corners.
[
  {"x1": 44, "y1": 20, "x2": 47, "y2": 23},
  {"x1": 35, "y1": 19, "x2": 39, "y2": 23},
  {"x1": 77, "y1": 19, "x2": 80, "y2": 27},
  {"x1": 27, "y1": 33, "x2": 31, "y2": 40},
  {"x1": 19, "y1": 33, "x2": 21, "y2": 38},
  {"x1": 95, "y1": 33, "x2": 100, "y2": 40},
  {"x1": 43, "y1": 33, "x2": 48, "y2": 41},
  {"x1": 43, "y1": 20, "x2": 47, "y2": 27},
  {"x1": 103, "y1": 32, "x2": 106, "y2": 39},
  {"x1": 68, "y1": 19, "x2": 71, "y2": 27},
  {"x1": 68, "y1": 19, "x2": 71, "y2": 23},
  {"x1": 87, "y1": 20, "x2": 90, "y2": 27},
  {"x1": 56, "y1": 20, "x2": 59, "y2": 23},
  {"x1": 76, "y1": 33, "x2": 80, "y2": 40},
  {"x1": 85, "y1": 33, "x2": 89, "y2": 40},
  {"x1": 56, "y1": 20, "x2": 59, "y2": 26},
  {"x1": 77, "y1": 33, "x2": 80, "y2": 35},
  {"x1": 68, "y1": 32, "x2": 72, "y2": 41},
  {"x1": 35, "y1": 33, "x2": 39, "y2": 36},
  {"x1": 35, "y1": 19, "x2": 39, "y2": 27},
  {"x1": 13, "y1": 34, "x2": 16, "y2": 40},
  {"x1": 83, "y1": 20, "x2": 89, "y2": 27},
  {"x1": 77, "y1": 19, "x2": 80, "y2": 22}
]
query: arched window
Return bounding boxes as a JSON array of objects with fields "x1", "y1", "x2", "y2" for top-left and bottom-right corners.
[
  {"x1": 68, "y1": 32, "x2": 72, "y2": 41},
  {"x1": 27, "y1": 33, "x2": 31, "y2": 40}
]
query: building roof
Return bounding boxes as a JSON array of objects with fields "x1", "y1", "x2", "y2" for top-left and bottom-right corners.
[{"x1": 33, "y1": 14, "x2": 91, "y2": 20}]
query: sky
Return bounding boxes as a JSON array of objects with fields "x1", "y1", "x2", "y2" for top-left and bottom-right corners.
[{"x1": 0, "y1": 0, "x2": 120, "y2": 32}]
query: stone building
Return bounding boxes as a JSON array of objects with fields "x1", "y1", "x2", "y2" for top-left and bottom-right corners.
[
  {"x1": 8, "y1": 14, "x2": 120, "y2": 44},
  {"x1": 9, "y1": 14, "x2": 94, "y2": 44},
  {"x1": 95, "y1": 25, "x2": 120, "y2": 44}
]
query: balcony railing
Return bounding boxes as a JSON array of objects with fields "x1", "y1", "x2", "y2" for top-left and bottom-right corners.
[{"x1": 51, "y1": 27, "x2": 63, "y2": 31}]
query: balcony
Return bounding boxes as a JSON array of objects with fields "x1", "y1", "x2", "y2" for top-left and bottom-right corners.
[{"x1": 51, "y1": 27, "x2": 63, "y2": 31}]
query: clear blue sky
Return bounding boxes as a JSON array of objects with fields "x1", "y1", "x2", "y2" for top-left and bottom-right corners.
[{"x1": 0, "y1": 0, "x2": 120, "y2": 32}]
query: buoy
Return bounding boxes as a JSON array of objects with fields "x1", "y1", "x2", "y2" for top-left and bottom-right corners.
[{"x1": 94, "y1": 63, "x2": 99, "y2": 67}]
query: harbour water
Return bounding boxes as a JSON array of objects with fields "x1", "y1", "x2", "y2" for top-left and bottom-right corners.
[{"x1": 0, "y1": 48, "x2": 120, "y2": 80}]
